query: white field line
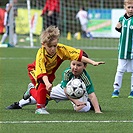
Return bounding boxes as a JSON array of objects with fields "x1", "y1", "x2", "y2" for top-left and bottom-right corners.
[{"x1": 0, "y1": 120, "x2": 133, "y2": 124}]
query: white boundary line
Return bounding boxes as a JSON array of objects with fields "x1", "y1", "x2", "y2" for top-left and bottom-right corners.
[{"x1": 0, "y1": 120, "x2": 133, "y2": 124}]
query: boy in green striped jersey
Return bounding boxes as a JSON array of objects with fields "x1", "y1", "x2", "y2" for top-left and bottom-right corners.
[{"x1": 112, "y1": 0, "x2": 133, "y2": 98}]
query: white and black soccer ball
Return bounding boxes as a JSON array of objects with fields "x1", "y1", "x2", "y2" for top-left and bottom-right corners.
[
  {"x1": 66, "y1": 78, "x2": 86, "y2": 99},
  {"x1": 73, "y1": 32, "x2": 78, "y2": 38}
]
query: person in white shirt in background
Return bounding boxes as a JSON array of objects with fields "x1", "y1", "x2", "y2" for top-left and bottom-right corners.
[
  {"x1": 0, "y1": 0, "x2": 18, "y2": 45},
  {"x1": 76, "y1": 7, "x2": 93, "y2": 39}
]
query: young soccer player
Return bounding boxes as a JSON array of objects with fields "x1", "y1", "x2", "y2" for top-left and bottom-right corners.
[
  {"x1": 112, "y1": 0, "x2": 133, "y2": 98},
  {"x1": 7, "y1": 52, "x2": 102, "y2": 113},
  {"x1": 7, "y1": 26, "x2": 104, "y2": 114},
  {"x1": 0, "y1": 0, "x2": 18, "y2": 45},
  {"x1": 76, "y1": 7, "x2": 93, "y2": 39}
]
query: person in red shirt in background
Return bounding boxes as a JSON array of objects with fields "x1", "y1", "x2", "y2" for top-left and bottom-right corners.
[
  {"x1": 41, "y1": 0, "x2": 60, "y2": 28},
  {"x1": 0, "y1": 8, "x2": 6, "y2": 34}
]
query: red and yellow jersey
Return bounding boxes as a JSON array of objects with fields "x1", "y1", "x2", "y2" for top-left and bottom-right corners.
[{"x1": 35, "y1": 43, "x2": 83, "y2": 80}]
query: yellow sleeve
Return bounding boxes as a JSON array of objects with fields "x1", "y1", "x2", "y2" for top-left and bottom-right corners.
[
  {"x1": 57, "y1": 43, "x2": 82, "y2": 61},
  {"x1": 35, "y1": 48, "x2": 46, "y2": 78}
]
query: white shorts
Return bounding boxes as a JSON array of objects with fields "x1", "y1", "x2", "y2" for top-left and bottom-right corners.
[
  {"x1": 117, "y1": 59, "x2": 133, "y2": 72},
  {"x1": 81, "y1": 23, "x2": 88, "y2": 32},
  {"x1": 50, "y1": 84, "x2": 91, "y2": 112}
]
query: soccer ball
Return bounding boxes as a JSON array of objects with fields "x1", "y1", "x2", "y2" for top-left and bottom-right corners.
[
  {"x1": 74, "y1": 32, "x2": 78, "y2": 38},
  {"x1": 66, "y1": 78, "x2": 86, "y2": 99}
]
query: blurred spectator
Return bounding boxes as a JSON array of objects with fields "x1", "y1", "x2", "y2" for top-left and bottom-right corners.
[
  {"x1": 0, "y1": 8, "x2": 6, "y2": 34},
  {"x1": 76, "y1": 7, "x2": 93, "y2": 39},
  {"x1": 41, "y1": 0, "x2": 60, "y2": 29},
  {"x1": 0, "y1": 0, "x2": 18, "y2": 45}
]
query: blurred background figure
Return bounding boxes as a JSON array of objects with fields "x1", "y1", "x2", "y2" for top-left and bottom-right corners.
[
  {"x1": 76, "y1": 7, "x2": 93, "y2": 39},
  {"x1": 40, "y1": 0, "x2": 60, "y2": 29},
  {"x1": 0, "y1": 0, "x2": 18, "y2": 45},
  {"x1": 0, "y1": 8, "x2": 6, "y2": 34}
]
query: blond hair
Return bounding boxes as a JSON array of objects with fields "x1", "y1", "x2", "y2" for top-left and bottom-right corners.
[
  {"x1": 40, "y1": 25, "x2": 60, "y2": 45},
  {"x1": 124, "y1": 0, "x2": 133, "y2": 5}
]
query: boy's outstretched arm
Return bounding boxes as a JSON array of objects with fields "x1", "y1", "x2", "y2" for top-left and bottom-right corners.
[
  {"x1": 81, "y1": 56, "x2": 105, "y2": 66},
  {"x1": 89, "y1": 92, "x2": 102, "y2": 113}
]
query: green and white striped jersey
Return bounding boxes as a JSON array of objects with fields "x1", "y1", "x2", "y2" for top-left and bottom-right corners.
[
  {"x1": 118, "y1": 15, "x2": 133, "y2": 59},
  {"x1": 60, "y1": 67, "x2": 94, "y2": 94}
]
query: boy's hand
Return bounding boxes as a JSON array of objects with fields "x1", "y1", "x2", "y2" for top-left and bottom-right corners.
[
  {"x1": 74, "y1": 100, "x2": 86, "y2": 106},
  {"x1": 116, "y1": 22, "x2": 122, "y2": 28},
  {"x1": 46, "y1": 83, "x2": 52, "y2": 92},
  {"x1": 48, "y1": 11, "x2": 53, "y2": 16},
  {"x1": 93, "y1": 61, "x2": 105, "y2": 66},
  {"x1": 95, "y1": 111, "x2": 103, "y2": 113},
  {"x1": 42, "y1": 75, "x2": 52, "y2": 92}
]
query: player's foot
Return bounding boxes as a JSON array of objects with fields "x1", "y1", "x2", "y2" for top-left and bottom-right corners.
[
  {"x1": 6, "y1": 102, "x2": 22, "y2": 109},
  {"x1": 23, "y1": 83, "x2": 34, "y2": 100},
  {"x1": 90, "y1": 37, "x2": 94, "y2": 40},
  {"x1": 35, "y1": 108, "x2": 49, "y2": 114},
  {"x1": 112, "y1": 90, "x2": 119, "y2": 98},
  {"x1": 128, "y1": 91, "x2": 133, "y2": 98}
]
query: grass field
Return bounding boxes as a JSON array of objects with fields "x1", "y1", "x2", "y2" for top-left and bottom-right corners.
[{"x1": 0, "y1": 47, "x2": 133, "y2": 133}]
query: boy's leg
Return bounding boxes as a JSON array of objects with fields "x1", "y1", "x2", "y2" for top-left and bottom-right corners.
[
  {"x1": 6, "y1": 97, "x2": 35, "y2": 109},
  {"x1": 71, "y1": 92, "x2": 91, "y2": 112},
  {"x1": 35, "y1": 83, "x2": 49, "y2": 114},
  {"x1": 112, "y1": 59, "x2": 125, "y2": 98},
  {"x1": 19, "y1": 96, "x2": 36, "y2": 107},
  {"x1": 82, "y1": 31, "x2": 87, "y2": 38},
  {"x1": 13, "y1": 33, "x2": 17, "y2": 45},
  {"x1": 51, "y1": 84, "x2": 91, "y2": 112},
  {"x1": 1, "y1": 33, "x2": 8, "y2": 43},
  {"x1": 50, "y1": 84, "x2": 68, "y2": 102},
  {"x1": 86, "y1": 32, "x2": 93, "y2": 39},
  {"x1": 112, "y1": 71, "x2": 123, "y2": 98},
  {"x1": 6, "y1": 84, "x2": 66, "y2": 110},
  {"x1": 6, "y1": 82, "x2": 36, "y2": 109},
  {"x1": 113, "y1": 71, "x2": 123, "y2": 90},
  {"x1": 0, "y1": 26, "x2": 9, "y2": 43},
  {"x1": 128, "y1": 74, "x2": 133, "y2": 98},
  {"x1": 6, "y1": 96, "x2": 49, "y2": 110},
  {"x1": 128, "y1": 60, "x2": 133, "y2": 98},
  {"x1": 23, "y1": 83, "x2": 36, "y2": 100}
]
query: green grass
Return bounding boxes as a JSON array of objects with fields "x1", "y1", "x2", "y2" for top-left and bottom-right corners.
[{"x1": 0, "y1": 48, "x2": 133, "y2": 133}]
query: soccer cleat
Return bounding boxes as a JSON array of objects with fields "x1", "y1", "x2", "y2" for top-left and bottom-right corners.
[
  {"x1": 23, "y1": 83, "x2": 34, "y2": 100},
  {"x1": 128, "y1": 91, "x2": 133, "y2": 98},
  {"x1": 6, "y1": 102, "x2": 22, "y2": 109},
  {"x1": 112, "y1": 90, "x2": 119, "y2": 98},
  {"x1": 35, "y1": 108, "x2": 49, "y2": 114}
]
